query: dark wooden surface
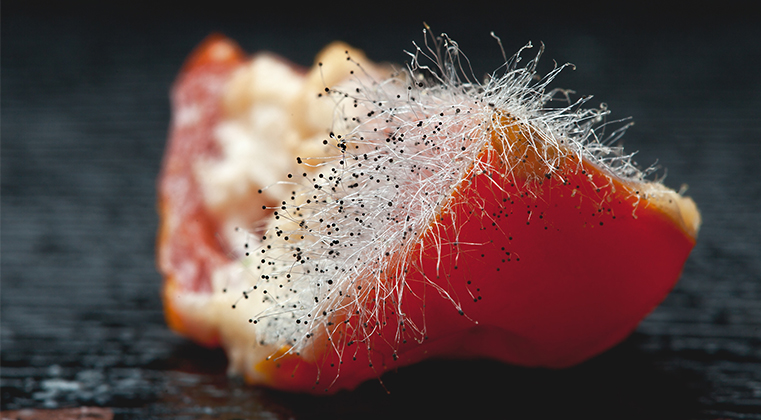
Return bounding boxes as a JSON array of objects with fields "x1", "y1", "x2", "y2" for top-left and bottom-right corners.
[{"x1": 2, "y1": 3, "x2": 761, "y2": 419}]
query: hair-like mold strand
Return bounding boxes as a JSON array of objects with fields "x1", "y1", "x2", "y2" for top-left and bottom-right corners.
[{"x1": 170, "y1": 28, "x2": 700, "y2": 393}]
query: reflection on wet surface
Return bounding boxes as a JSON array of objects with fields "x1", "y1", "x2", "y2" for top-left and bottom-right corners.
[{"x1": 2, "y1": 337, "x2": 708, "y2": 419}]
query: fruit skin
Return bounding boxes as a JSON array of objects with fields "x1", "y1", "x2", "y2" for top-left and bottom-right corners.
[
  {"x1": 404, "y1": 146, "x2": 696, "y2": 368},
  {"x1": 158, "y1": 34, "x2": 699, "y2": 393}
]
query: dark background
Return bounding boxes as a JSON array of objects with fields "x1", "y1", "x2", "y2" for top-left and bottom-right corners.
[{"x1": 2, "y1": 1, "x2": 760, "y2": 418}]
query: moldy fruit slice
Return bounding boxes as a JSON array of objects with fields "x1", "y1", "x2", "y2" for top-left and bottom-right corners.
[{"x1": 157, "y1": 33, "x2": 701, "y2": 393}]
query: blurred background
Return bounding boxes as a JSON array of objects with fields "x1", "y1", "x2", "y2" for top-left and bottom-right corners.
[{"x1": 2, "y1": 1, "x2": 760, "y2": 418}]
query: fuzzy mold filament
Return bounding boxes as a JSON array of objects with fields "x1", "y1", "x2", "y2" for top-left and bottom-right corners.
[{"x1": 230, "y1": 31, "x2": 665, "y2": 363}]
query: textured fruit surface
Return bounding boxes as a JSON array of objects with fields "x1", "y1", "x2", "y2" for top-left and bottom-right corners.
[
  {"x1": 158, "y1": 35, "x2": 246, "y2": 347},
  {"x1": 157, "y1": 33, "x2": 700, "y2": 393}
]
